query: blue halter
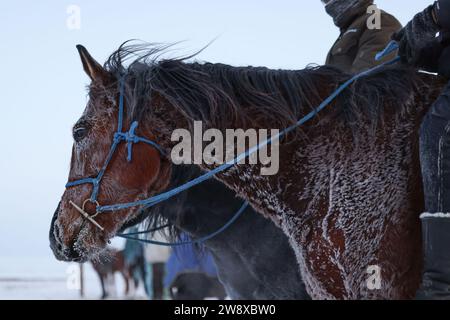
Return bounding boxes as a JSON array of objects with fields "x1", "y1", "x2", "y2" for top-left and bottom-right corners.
[
  {"x1": 65, "y1": 42, "x2": 399, "y2": 245},
  {"x1": 64, "y1": 75, "x2": 248, "y2": 245},
  {"x1": 65, "y1": 79, "x2": 166, "y2": 201}
]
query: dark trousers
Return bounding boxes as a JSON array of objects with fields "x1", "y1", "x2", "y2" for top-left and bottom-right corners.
[
  {"x1": 152, "y1": 262, "x2": 165, "y2": 300},
  {"x1": 420, "y1": 81, "x2": 450, "y2": 212}
]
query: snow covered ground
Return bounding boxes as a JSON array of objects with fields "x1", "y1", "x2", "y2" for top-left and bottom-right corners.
[{"x1": 0, "y1": 256, "x2": 135, "y2": 300}]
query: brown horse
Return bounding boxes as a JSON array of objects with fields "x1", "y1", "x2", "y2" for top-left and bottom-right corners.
[
  {"x1": 50, "y1": 43, "x2": 446, "y2": 299},
  {"x1": 90, "y1": 248, "x2": 132, "y2": 299}
]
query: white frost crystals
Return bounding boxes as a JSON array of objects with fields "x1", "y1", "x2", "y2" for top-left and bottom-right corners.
[
  {"x1": 420, "y1": 212, "x2": 450, "y2": 219},
  {"x1": 171, "y1": 121, "x2": 280, "y2": 176}
]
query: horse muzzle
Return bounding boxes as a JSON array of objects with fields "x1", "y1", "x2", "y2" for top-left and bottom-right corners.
[{"x1": 49, "y1": 202, "x2": 91, "y2": 262}]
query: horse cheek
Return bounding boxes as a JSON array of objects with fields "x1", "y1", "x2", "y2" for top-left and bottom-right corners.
[{"x1": 125, "y1": 146, "x2": 161, "y2": 191}]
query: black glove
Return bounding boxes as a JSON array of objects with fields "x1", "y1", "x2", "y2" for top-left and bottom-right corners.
[
  {"x1": 413, "y1": 38, "x2": 444, "y2": 73},
  {"x1": 438, "y1": 46, "x2": 450, "y2": 78},
  {"x1": 392, "y1": 4, "x2": 441, "y2": 65},
  {"x1": 393, "y1": 31, "x2": 450, "y2": 74},
  {"x1": 435, "y1": 0, "x2": 450, "y2": 30},
  {"x1": 439, "y1": 29, "x2": 450, "y2": 46}
]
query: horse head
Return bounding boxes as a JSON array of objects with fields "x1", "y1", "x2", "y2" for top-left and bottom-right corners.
[{"x1": 49, "y1": 45, "x2": 172, "y2": 262}]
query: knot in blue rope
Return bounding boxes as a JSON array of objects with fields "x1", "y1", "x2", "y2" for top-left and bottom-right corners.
[
  {"x1": 113, "y1": 132, "x2": 124, "y2": 144},
  {"x1": 113, "y1": 121, "x2": 141, "y2": 162},
  {"x1": 125, "y1": 121, "x2": 140, "y2": 161}
]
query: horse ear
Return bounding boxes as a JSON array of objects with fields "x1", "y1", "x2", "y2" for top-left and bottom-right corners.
[{"x1": 76, "y1": 45, "x2": 111, "y2": 83}]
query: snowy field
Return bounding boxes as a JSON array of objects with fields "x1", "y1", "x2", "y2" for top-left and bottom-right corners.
[{"x1": 0, "y1": 256, "x2": 141, "y2": 300}]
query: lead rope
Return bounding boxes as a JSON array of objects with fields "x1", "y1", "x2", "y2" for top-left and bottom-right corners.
[
  {"x1": 118, "y1": 41, "x2": 400, "y2": 247},
  {"x1": 96, "y1": 44, "x2": 401, "y2": 213},
  {"x1": 66, "y1": 42, "x2": 399, "y2": 246},
  {"x1": 117, "y1": 202, "x2": 249, "y2": 246}
]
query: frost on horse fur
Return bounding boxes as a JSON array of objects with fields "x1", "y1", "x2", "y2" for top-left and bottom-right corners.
[
  {"x1": 52, "y1": 43, "x2": 447, "y2": 299},
  {"x1": 206, "y1": 70, "x2": 442, "y2": 299},
  {"x1": 127, "y1": 58, "x2": 442, "y2": 298},
  {"x1": 281, "y1": 122, "x2": 423, "y2": 299},
  {"x1": 220, "y1": 114, "x2": 424, "y2": 299}
]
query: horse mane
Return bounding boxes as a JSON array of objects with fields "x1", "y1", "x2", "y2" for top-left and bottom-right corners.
[
  {"x1": 109, "y1": 42, "x2": 438, "y2": 237},
  {"x1": 103, "y1": 42, "x2": 437, "y2": 135}
]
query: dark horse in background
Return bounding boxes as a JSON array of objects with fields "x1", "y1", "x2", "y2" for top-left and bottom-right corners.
[
  {"x1": 50, "y1": 43, "x2": 446, "y2": 299},
  {"x1": 170, "y1": 271, "x2": 227, "y2": 300},
  {"x1": 133, "y1": 164, "x2": 308, "y2": 299},
  {"x1": 90, "y1": 247, "x2": 132, "y2": 299}
]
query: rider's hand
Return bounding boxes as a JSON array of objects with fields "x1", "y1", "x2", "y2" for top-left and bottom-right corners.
[
  {"x1": 435, "y1": 0, "x2": 450, "y2": 30},
  {"x1": 392, "y1": 4, "x2": 441, "y2": 66}
]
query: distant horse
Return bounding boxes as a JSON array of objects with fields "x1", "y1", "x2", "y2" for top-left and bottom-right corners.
[
  {"x1": 90, "y1": 248, "x2": 131, "y2": 299},
  {"x1": 51, "y1": 43, "x2": 446, "y2": 299}
]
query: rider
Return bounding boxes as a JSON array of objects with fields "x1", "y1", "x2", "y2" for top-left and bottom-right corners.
[
  {"x1": 322, "y1": 0, "x2": 402, "y2": 73},
  {"x1": 393, "y1": 0, "x2": 450, "y2": 299}
]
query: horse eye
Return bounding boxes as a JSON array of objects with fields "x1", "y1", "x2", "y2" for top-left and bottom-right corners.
[{"x1": 73, "y1": 127, "x2": 88, "y2": 142}]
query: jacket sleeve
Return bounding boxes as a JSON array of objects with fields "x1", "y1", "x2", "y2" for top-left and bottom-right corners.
[{"x1": 350, "y1": 14, "x2": 402, "y2": 73}]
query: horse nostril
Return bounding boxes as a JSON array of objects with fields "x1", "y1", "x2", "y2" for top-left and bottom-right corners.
[{"x1": 63, "y1": 247, "x2": 82, "y2": 261}]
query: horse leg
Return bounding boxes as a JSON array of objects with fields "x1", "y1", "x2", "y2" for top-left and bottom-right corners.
[
  {"x1": 99, "y1": 274, "x2": 107, "y2": 299},
  {"x1": 122, "y1": 269, "x2": 131, "y2": 297},
  {"x1": 107, "y1": 273, "x2": 117, "y2": 298}
]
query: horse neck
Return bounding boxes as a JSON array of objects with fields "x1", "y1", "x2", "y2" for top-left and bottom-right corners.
[{"x1": 145, "y1": 66, "x2": 334, "y2": 226}]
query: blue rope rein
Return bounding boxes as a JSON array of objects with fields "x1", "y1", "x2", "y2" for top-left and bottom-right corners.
[
  {"x1": 117, "y1": 202, "x2": 249, "y2": 246},
  {"x1": 96, "y1": 53, "x2": 401, "y2": 213},
  {"x1": 65, "y1": 42, "x2": 399, "y2": 246},
  {"x1": 125, "y1": 223, "x2": 172, "y2": 235}
]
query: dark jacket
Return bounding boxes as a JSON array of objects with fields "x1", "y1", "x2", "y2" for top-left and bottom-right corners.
[{"x1": 326, "y1": 10, "x2": 402, "y2": 73}]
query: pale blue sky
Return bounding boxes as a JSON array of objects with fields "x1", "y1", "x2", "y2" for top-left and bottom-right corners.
[{"x1": 0, "y1": 0, "x2": 431, "y2": 263}]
